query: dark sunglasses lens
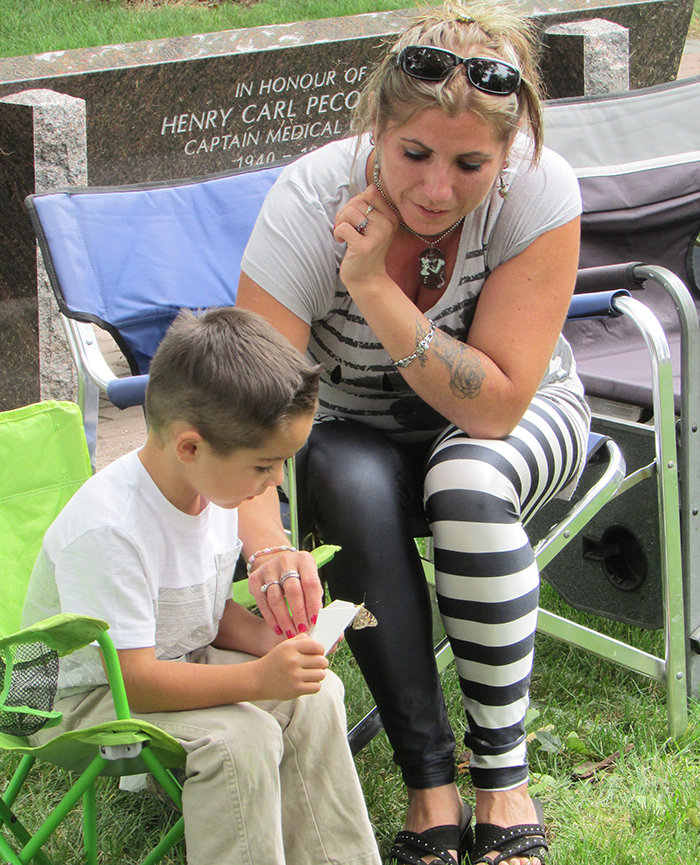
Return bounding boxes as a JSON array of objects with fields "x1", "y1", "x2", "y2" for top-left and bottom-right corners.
[
  {"x1": 401, "y1": 47, "x2": 457, "y2": 81},
  {"x1": 468, "y1": 58, "x2": 519, "y2": 94}
]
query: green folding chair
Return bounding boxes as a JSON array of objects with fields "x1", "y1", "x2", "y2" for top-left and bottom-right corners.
[
  {"x1": 0, "y1": 400, "x2": 341, "y2": 865},
  {"x1": 0, "y1": 401, "x2": 187, "y2": 865}
]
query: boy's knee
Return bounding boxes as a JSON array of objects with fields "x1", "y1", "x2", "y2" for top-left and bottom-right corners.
[
  {"x1": 186, "y1": 704, "x2": 284, "y2": 767},
  {"x1": 320, "y1": 668, "x2": 345, "y2": 704}
]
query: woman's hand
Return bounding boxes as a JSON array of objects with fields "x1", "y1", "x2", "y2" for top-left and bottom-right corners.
[
  {"x1": 333, "y1": 185, "x2": 399, "y2": 294},
  {"x1": 248, "y1": 548, "x2": 324, "y2": 639}
]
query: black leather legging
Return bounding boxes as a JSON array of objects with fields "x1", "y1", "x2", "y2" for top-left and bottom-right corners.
[{"x1": 295, "y1": 419, "x2": 457, "y2": 789}]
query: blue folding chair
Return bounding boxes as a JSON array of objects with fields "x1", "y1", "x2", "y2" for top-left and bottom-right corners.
[{"x1": 26, "y1": 165, "x2": 283, "y2": 465}]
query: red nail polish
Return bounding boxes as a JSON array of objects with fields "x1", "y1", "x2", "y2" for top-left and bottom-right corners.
[
  {"x1": 286, "y1": 630, "x2": 295, "y2": 639},
  {"x1": 298, "y1": 622, "x2": 308, "y2": 633},
  {"x1": 274, "y1": 626, "x2": 283, "y2": 636},
  {"x1": 311, "y1": 614, "x2": 318, "y2": 625}
]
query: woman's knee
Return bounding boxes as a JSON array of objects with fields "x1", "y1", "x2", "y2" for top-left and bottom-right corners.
[
  {"x1": 424, "y1": 440, "x2": 521, "y2": 525},
  {"x1": 304, "y1": 421, "x2": 411, "y2": 503},
  {"x1": 299, "y1": 420, "x2": 427, "y2": 540}
]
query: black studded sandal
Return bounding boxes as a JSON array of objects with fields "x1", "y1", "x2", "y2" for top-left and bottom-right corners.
[
  {"x1": 469, "y1": 800, "x2": 547, "y2": 864},
  {"x1": 389, "y1": 802, "x2": 473, "y2": 865}
]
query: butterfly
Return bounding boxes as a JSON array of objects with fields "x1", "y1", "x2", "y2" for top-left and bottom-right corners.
[{"x1": 351, "y1": 604, "x2": 378, "y2": 630}]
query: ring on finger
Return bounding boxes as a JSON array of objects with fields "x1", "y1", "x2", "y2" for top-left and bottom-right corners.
[
  {"x1": 261, "y1": 580, "x2": 281, "y2": 595},
  {"x1": 279, "y1": 570, "x2": 301, "y2": 587},
  {"x1": 365, "y1": 204, "x2": 374, "y2": 216},
  {"x1": 356, "y1": 218, "x2": 369, "y2": 234}
]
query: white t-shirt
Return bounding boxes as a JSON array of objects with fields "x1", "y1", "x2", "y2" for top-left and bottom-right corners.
[
  {"x1": 242, "y1": 134, "x2": 585, "y2": 443},
  {"x1": 22, "y1": 450, "x2": 242, "y2": 696}
]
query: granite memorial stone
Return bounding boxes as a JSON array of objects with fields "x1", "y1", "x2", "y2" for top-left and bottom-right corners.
[
  {"x1": 0, "y1": 89, "x2": 85, "y2": 410},
  {"x1": 544, "y1": 19, "x2": 630, "y2": 98}
]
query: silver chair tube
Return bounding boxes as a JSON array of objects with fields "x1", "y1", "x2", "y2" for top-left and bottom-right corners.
[
  {"x1": 613, "y1": 292, "x2": 687, "y2": 735},
  {"x1": 632, "y1": 265, "x2": 700, "y2": 702}
]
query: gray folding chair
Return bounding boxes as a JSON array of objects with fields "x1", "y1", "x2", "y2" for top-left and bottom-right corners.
[{"x1": 532, "y1": 75, "x2": 700, "y2": 734}]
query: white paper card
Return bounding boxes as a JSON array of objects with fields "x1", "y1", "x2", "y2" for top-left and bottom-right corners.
[{"x1": 311, "y1": 599, "x2": 360, "y2": 654}]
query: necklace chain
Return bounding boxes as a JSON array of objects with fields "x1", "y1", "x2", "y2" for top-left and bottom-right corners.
[
  {"x1": 400, "y1": 215, "x2": 464, "y2": 246},
  {"x1": 373, "y1": 161, "x2": 464, "y2": 247}
]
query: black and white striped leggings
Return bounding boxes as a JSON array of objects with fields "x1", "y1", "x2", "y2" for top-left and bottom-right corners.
[{"x1": 296, "y1": 387, "x2": 590, "y2": 792}]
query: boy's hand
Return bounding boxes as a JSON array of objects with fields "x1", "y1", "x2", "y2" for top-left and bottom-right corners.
[
  {"x1": 249, "y1": 549, "x2": 324, "y2": 638},
  {"x1": 254, "y1": 634, "x2": 328, "y2": 701}
]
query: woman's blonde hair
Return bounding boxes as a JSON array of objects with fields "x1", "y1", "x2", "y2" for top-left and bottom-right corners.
[{"x1": 351, "y1": 1, "x2": 544, "y2": 163}]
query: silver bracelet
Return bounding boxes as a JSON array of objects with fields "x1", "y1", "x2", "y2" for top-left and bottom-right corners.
[{"x1": 392, "y1": 320, "x2": 437, "y2": 369}]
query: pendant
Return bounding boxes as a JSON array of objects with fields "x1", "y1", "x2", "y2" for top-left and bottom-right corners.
[{"x1": 419, "y1": 247, "x2": 446, "y2": 290}]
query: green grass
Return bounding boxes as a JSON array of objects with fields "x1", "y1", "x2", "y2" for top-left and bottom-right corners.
[
  {"x1": 0, "y1": 0, "x2": 412, "y2": 59},
  {"x1": 1, "y1": 0, "x2": 698, "y2": 60},
  {"x1": 691, "y1": 0, "x2": 700, "y2": 37},
  {"x1": 3, "y1": 598, "x2": 698, "y2": 863}
]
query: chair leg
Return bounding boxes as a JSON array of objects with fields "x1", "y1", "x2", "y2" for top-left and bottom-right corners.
[
  {"x1": 139, "y1": 749, "x2": 183, "y2": 811},
  {"x1": 83, "y1": 785, "x2": 98, "y2": 865},
  {"x1": 615, "y1": 293, "x2": 689, "y2": 735},
  {"x1": 139, "y1": 818, "x2": 186, "y2": 865},
  {"x1": 2, "y1": 758, "x2": 55, "y2": 865},
  {"x1": 136, "y1": 750, "x2": 186, "y2": 863},
  {"x1": 0, "y1": 797, "x2": 55, "y2": 865},
  {"x1": 2, "y1": 756, "x2": 34, "y2": 811},
  {"x1": 0, "y1": 832, "x2": 26, "y2": 865},
  {"x1": 18, "y1": 755, "x2": 106, "y2": 865}
]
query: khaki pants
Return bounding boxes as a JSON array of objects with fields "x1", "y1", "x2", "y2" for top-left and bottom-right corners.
[{"x1": 44, "y1": 646, "x2": 381, "y2": 865}]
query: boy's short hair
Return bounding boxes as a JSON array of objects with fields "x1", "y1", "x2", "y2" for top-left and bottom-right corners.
[{"x1": 145, "y1": 307, "x2": 322, "y2": 453}]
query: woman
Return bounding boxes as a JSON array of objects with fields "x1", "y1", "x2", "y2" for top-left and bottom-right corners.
[{"x1": 237, "y1": 3, "x2": 589, "y2": 863}]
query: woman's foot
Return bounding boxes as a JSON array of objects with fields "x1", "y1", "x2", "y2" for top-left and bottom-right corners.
[
  {"x1": 473, "y1": 783, "x2": 546, "y2": 865},
  {"x1": 393, "y1": 783, "x2": 464, "y2": 864}
]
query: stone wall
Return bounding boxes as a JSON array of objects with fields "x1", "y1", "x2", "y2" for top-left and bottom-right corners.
[{"x1": 0, "y1": 0, "x2": 693, "y2": 186}]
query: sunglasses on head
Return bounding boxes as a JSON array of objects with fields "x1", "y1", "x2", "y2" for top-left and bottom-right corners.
[{"x1": 396, "y1": 46, "x2": 521, "y2": 96}]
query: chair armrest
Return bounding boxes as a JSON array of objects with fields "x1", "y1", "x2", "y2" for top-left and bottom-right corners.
[
  {"x1": 311, "y1": 544, "x2": 341, "y2": 568},
  {"x1": 107, "y1": 375, "x2": 149, "y2": 409},
  {"x1": 0, "y1": 616, "x2": 109, "y2": 736},
  {"x1": 567, "y1": 289, "x2": 631, "y2": 320},
  {"x1": 62, "y1": 317, "x2": 119, "y2": 392},
  {"x1": 66, "y1": 316, "x2": 147, "y2": 409},
  {"x1": 575, "y1": 262, "x2": 647, "y2": 294},
  {"x1": 0, "y1": 614, "x2": 109, "y2": 657}
]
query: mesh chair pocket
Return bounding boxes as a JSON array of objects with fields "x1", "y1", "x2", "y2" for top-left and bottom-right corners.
[{"x1": 0, "y1": 642, "x2": 59, "y2": 736}]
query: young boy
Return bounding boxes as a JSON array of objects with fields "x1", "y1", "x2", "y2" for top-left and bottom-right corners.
[{"x1": 22, "y1": 307, "x2": 381, "y2": 865}]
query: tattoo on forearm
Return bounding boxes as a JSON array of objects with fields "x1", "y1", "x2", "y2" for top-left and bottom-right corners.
[{"x1": 428, "y1": 324, "x2": 485, "y2": 399}]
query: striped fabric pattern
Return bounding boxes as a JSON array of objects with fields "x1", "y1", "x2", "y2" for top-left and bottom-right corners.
[{"x1": 424, "y1": 391, "x2": 587, "y2": 790}]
